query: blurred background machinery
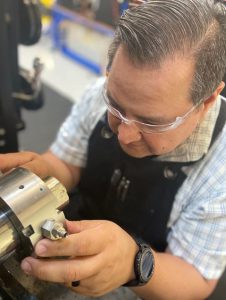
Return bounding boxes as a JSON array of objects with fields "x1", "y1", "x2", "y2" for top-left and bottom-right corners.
[
  {"x1": 39, "y1": 0, "x2": 130, "y2": 74},
  {"x1": 0, "y1": 0, "x2": 127, "y2": 154},
  {"x1": 0, "y1": 0, "x2": 44, "y2": 154}
]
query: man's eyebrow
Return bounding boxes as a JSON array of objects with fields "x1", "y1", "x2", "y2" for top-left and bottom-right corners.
[
  {"x1": 107, "y1": 92, "x2": 121, "y2": 110},
  {"x1": 135, "y1": 113, "x2": 174, "y2": 125},
  {"x1": 107, "y1": 90, "x2": 173, "y2": 124}
]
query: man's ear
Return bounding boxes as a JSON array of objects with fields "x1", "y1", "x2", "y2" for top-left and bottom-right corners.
[{"x1": 202, "y1": 81, "x2": 225, "y2": 114}]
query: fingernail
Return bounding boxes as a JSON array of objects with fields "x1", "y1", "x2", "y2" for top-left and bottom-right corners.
[
  {"x1": 36, "y1": 243, "x2": 47, "y2": 256},
  {"x1": 21, "y1": 260, "x2": 32, "y2": 274}
]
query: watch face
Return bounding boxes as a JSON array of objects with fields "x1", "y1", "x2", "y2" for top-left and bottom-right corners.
[{"x1": 140, "y1": 248, "x2": 154, "y2": 282}]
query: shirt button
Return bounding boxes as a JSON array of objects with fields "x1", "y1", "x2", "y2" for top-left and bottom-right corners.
[{"x1": 163, "y1": 166, "x2": 177, "y2": 179}]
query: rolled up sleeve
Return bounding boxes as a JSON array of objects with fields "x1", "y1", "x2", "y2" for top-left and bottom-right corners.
[{"x1": 50, "y1": 78, "x2": 106, "y2": 167}]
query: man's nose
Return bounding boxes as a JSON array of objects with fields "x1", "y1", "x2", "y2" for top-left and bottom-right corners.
[{"x1": 117, "y1": 121, "x2": 142, "y2": 144}]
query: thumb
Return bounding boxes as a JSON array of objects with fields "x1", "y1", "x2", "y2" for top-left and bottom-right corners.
[{"x1": 65, "y1": 219, "x2": 104, "y2": 234}]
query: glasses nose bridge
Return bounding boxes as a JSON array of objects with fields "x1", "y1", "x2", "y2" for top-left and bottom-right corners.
[
  {"x1": 119, "y1": 115, "x2": 142, "y2": 135},
  {"x1": 120, "y1": 115, "x2": 133, "y2": 126},
  {"x1": 118, "y1": 119, "x2": 141, "y2": 142}
]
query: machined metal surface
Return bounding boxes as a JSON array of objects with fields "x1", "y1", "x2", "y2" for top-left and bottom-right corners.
[
  {"x1": 41, "y1": 219, "x2": 68, "y2": 240},
  {"x1": 0, "y1": 167, "x2": 69, "y2": 261}
]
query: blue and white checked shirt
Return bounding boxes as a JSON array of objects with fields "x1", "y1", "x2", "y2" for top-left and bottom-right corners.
[{"x1": 51, "y1": 77, "x2": 226, "y2": 280}]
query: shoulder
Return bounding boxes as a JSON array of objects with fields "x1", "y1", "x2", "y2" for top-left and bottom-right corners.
[
  {"x1": 50, "y1": 77, "x2": 106, "y2": 167},
  {"x1": 66, "y1": 77, "x2": 107, "y2": 134},
  {"x1": 167, "y1": 128, "x2": 226, "y2": 279},
  {"x1": 168, "y1": 123, "x2": 226, "y2": 229},
  {"x1": 70, "y1": 77, "x2": 106, "y2": 116}
]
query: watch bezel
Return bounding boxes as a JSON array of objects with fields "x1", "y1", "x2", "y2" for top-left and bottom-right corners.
[
  {"x1": 123, "y1": 241, "x2": 155, "y2": 287},
  {"x1": 138, "y1": 245, "x2": 155, "y2": 283}
]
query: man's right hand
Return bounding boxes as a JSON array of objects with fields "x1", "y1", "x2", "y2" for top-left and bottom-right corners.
[
  {"x1": 0, "y1": 151, "x2": 81, "y2": 191},
  {"x1": 0, "y1": 151, "x2": 49, "y2": 178}
]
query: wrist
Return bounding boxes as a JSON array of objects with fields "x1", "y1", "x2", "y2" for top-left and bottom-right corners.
[{"x1": 123, "y1": 236, "x2": 155, "y2": 287}]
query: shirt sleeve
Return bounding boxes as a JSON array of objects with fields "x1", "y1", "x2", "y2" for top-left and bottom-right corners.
[
  {"x1": 167, "y1": 126, "x2": 226, "y2": 280},
  {"x1": 50, "y1": 77, "x2": 106, "y2": 167}
]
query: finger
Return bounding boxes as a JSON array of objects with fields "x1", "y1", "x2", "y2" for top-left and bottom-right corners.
[
  {"x1": 69, "y1": 274, "x2": 110, "y2": 297},
  {"x1": 65, "y1": 280, "x2": 104, "y2": 298},
  {"x1": 0, "y1": 152, "x2": 48, "y2": 179},
  {"x1": 21, "y1": 254, "x2": 103, "y2": 283},
  {"x1": 66, "y1": 219, "x2": 106, "y2": 234},
  {"x1": 35, "y1": 224, "x2": 108, "y2": 257},
  {"x1": 67, "y1": 272, "x2": 113, "y2": 297},
  {"x1": 23, "y1": 158, "x2": 50, "y2": 179},
  {"x1": 0, "y1": 152, "x2": 37, "y2": 172}
]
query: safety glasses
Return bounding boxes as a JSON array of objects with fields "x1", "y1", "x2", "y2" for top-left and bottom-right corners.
[{"x1": 102, "y1": 83, "x2": 202, "y2": 133}]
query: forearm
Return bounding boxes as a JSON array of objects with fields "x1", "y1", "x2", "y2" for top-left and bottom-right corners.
[
  {"x1": 132, "y1": 251, "x2": 217, "y2": 300},
  {"x1": 41, "y1": 151, "x2": 81, "y2": 191}
]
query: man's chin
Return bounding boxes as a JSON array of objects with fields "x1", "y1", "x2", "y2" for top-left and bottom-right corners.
[{"x1": 119, "y1": 143, "x2": 153, "y2": 158}]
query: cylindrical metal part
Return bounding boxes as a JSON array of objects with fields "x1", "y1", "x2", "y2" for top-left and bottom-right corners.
[
  {"x1": 0, "y1": 210, "x2": 16, "y2": 262},
  {"x1": 0, "y1": 168, "x2": 69, "y2": 261}
]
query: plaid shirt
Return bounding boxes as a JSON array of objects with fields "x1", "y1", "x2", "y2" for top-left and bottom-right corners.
[{"x1": 51, "y1": 77, "x2": 226, "y2": 279}]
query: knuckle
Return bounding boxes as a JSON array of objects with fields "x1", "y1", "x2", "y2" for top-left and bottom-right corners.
[
  {"x1": 62, "y1": 261, "x2": 79, "y2": 282},
  {"x1": 77, "y1": 220, "x2": 83, "y2": 231},
  {"x1": 22, "y1": 151, "x2": 37, "y2": 160},
  {"x1": 55, "y1": 239, "x2": 68, "y2": 252},
  {"x1": 100, "y1": 221, "x2": 116, "y2": 240},
  {"x1": 101, "y1": 276, "x2": 110, "y2": 287},
  {"x1": 106, "y1": 228, "x2": 117, "y2": 244},
  {"x1": 75, "y1": 237, "x2": 89, "y2": 254},
  {"x1": 35, "y1": 265, "x2": 47, "y2": 280}
]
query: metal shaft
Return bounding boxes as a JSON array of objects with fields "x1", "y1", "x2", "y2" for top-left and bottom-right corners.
[{"x1": 0, "y1": 168, "x2": 69, "y2": 262}]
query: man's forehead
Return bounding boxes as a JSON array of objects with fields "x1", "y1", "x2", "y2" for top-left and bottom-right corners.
[
  {"x1": 110, "y1": 55, "x2": 194, "y2": 98},
  {"x1": 108, "y1": 47, "x2": 196, "y2": 115},
  {"x1": 110, "y1": 45, "x2": 195, "y2": 82}
]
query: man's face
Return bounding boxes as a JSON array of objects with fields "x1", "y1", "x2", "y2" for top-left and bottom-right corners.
[{"x1": 106, "y1": 46, "x2": 206, "y2": 158}]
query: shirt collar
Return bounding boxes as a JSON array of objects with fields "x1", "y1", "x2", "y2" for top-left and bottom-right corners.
[{"x1": 157, "y1": 97, "x2": 222, "y2": 162}]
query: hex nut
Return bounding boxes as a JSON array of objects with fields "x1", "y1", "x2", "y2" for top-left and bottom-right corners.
[{"x1": 41, "y1": 219, "x2": 67, "y2": 240}]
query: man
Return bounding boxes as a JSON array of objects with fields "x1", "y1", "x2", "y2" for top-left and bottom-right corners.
[{"x1": 0, "y1": 0, "x2": 226, "y2": 299}]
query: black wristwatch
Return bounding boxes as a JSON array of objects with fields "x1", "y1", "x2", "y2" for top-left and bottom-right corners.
[{"x1": 124, "y1": 238, "x2": 155, "y2": 287}]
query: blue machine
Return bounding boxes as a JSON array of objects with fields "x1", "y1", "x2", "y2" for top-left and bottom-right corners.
[{"x1": 50, "y1": 1, "x2": 129, "y2": 74}]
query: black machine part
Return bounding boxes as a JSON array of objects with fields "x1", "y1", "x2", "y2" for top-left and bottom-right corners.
[
  {"x1": 13, "y1": 58, "x2": 44, "y2": 111},
  {"x1": 19, "y1": 0, "x2": 42, "y2": 46}
]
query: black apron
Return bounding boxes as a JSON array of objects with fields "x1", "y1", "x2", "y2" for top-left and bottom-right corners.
[{"x1": 65, "y1": 100, "x2": 226, "y2": 252}]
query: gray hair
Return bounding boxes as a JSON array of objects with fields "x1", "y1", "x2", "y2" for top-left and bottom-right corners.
[{"x1": 108, "y1": 0, "x2": 226, "y2": 104}]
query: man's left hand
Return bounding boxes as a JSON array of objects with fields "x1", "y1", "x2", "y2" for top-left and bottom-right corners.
[{"x1": 21, "y1": 220, "x2": 138, "y2": 297}]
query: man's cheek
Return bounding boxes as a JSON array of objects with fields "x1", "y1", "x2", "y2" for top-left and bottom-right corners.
[{"x1": 108, "y1": 115, "x2": 120, "y2": 134}]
